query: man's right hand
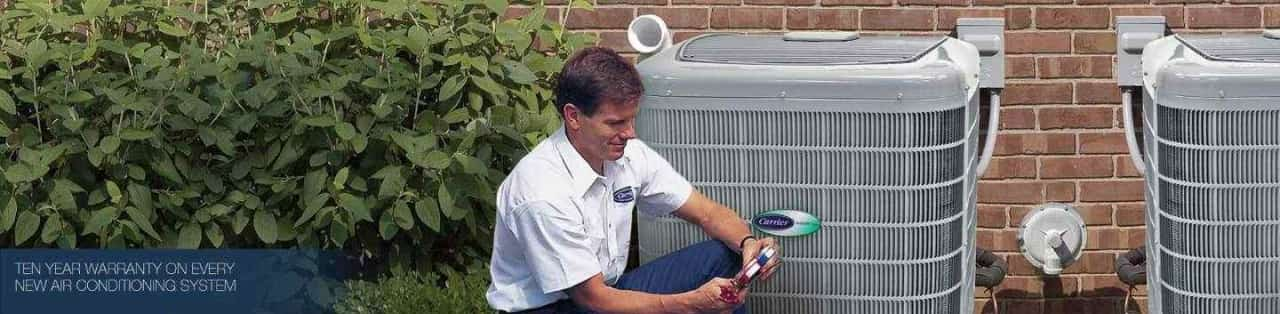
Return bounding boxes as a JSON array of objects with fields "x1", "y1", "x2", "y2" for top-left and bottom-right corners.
[{"x1": 678, "y1": 277, "x2": 746, "y2": 313}]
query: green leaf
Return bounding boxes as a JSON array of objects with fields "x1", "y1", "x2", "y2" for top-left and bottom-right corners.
[
  {"x1": 415, "y1": 197, "x2": 441, "y2": 232},
  {"x1": 333, "y1": 167, "x2": 349, "y2": 190},
  {"x1": 303, "y1": 169, "x2": 327, "y2": 198},
  {"x1": 233, "y1": 211, "x2": 250, "y2": 235},
  {"x1": 100, "y1": 135, "x2": 121, "y2": 153},
  {"x1": 206, "y1": 225, "x2": 224, "y2": 247},
  {"x1": 471, "y1": 75, "x2": 505, "y2": 97},
  {"x1": 178, "y1": 223, "x2": 202, "y2": 249},
  {"x1": 106, "y1": 181, "x2": 123, "y2": 204},
  {"x1": 423, "y1": 151, "x2": 451, "y2": 169},
  {"x1": 120, "y1": 128, "x2": 153, "y2": 141},
  {"x1": 83, "y1": 207, "x2": 119, "y2": 235},
  {"x1": 442, "y1": 108, "x2": 470, "y2": 124},
  {"x1": 295, "y1": 193, "x2": 328, "y2": 227},
  {"x1": 334, "y1": 122, "x2": 356, "y2": 140},
  {"x1": 394, "y1": 201, "x2": 414, "y2": 230},
  {"x1": 266, "y1": 9, "x2": 298, "y2": 24},
  {"x1": 455, "y1": 154, "x2": 487, "y2": 175},
  {"x1": 157, "y1": 22, "x2": 191, "y2": 37},
  {"x1": 301, "y1": 115, "x2": 336, "y2": 127},
  {"x1": 0, "y1": 196, "x2": 16, "y2": 233},
  {"x1": 378, "y1": 210, "x2": 398, "y2": 240},
  {"x1": 14, "y1": 211, "x2": 40, "y2": 246},
  {"x1": 68, "y1": 90, "x2": 94, "y2": 103},
  {"x1": 125, "y1": 206, "x2": 162, "y2": 240},
  {"x1": 338, "y1": 194, "x2": 372, "y2": 222},
  {"x1": 40, "y1": 215, "x2": 62, "y2": 244},
  {"x1": 0, "y1": 90, "x2": 15, "y2": 114},
  {"x1": 503, "y1": 61, "x2": 537, "y2": 85},
  {"x1": 83, "y1": 0, "x2": 109, "y2": 18},
  {"x1": 375, "y1": 167, "x2": 404, "y2": 198},
  {"x1": 439, "y1": 76, "x2": 466, "y2": 101},
  {"x1": 254, "y1": 210, "x2": 278, "y2": 244},
  {"x1": 128, "y1": 183, "x2": 153, "y2": 216},
  {"x1": 483, "y1": 0, "x2": 508, "y2": 16},
  {"x1": 439, "y1": 184, "x2": 465, "y2": 220}
]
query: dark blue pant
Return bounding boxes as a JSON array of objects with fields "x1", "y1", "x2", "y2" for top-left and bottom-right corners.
[{"x1": 514, "y1": 240, "x2": 747, "y2": 314}]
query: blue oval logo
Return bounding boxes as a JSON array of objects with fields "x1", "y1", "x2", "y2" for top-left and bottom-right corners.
[
  {"x1": 612, "y1": 187, "x2": 635, "y2": 203},
  {"x1": 753, "y1": 215, "x2": 794, "y2": 230},
  {"x1": 751, "y1": 210, "x2": 821, "y2": 237}
]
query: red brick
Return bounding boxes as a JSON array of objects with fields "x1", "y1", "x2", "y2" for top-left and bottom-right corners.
[
  {"x1": 1187, "y1": 7, "x2": 1262, "y2": 29},
  {"x1": 1063, "y1": 252, "x2": 1116, "y2": 274},
  {"x1": 673, "y1": 0, "x2": 740, "y2": 4},
  {"x1": 1002, "y1": 108, "x2": 1036, "y2": 130},
  {"x1": 1231, "y1": 0, "x2": 1280, "y2": 3},
  {"x1": 1038, "y1": 56, "x2": 1113, "y2": 79},
  {"x1": 1002, "y1": 0, "x2": 1073, "y2": 4},
  {"x1": 786, "y1": 9, "x2": 858, "y2": 30},
  {"x1": 995, "y1": 133, "x2": 1077, "y2": 156},
  {"x1": 566, "y1": 8, "x2": 634, "y2": 29},
  {"x1": 978, "y1": 229, "x2": 1021, "y2": 251},
  {"x1": 1116, "y1": 155, "x2": 1142, "y2": 177},
  {"x1": 1268, "y1": 7, "x2": 1280, "y2": 27},
  {"x1": 1007, "y1": 56, "x2": 1036, "y2": 79},
  {"x1": 503, "y1": 7, "x2": 561, "y2": 22},
  {"x1": 979, "y1": 182, "x2": 1045, "y2": 204},
  {"x1": 1077, "y1": 0, "x2": 1147, "y2": 4},
  {"x1": 1086, "y1": 227, "x2": 1144, "y2": 249},
  {"x1": 1040, "y1": 107, "x2": 1115, "y2": 129},
  {"x1": 900, "y1": 0, "x2": 969, "y2": 6},
  {"x1": 1115, "y1": 203, "x2": 1146, "y2": 226},
  {"x1": 1005, "y1": 83, "x2": 1073, "y2": 105},
  {"x1": 1112, "y1": 7, "x2": 1187, "y2": 28},
  {"x1": 1155, "y1": 0, "x2": 1222, "y2": 4},
  {"x1": 596, "y1": 32, "x2": 636, "y2": 53},
  {"x1": 1036, "y1": 7, "x2": 1111, "y2": 29},
  {"x1": 997, "y1": 300, "x2": 1045, "y2": 313},
  {"x1": 1080, "y1": 180, "x2": 1145, "y2": 202},
  {"x1": 936, "y1": 8, "x2": 1033, "y2": 30},
  {"x1": 1080, "y1": 132, "x2": 1128, "y2": 154},
  {"x1": 745, "y1": 0, "x2": 816, "y2": 5},
  {"x1": 1077, "y1": 204, "x2": 1115, "y2": 226},
  {"x1": 1046, "y1": 181, "x2": 1076, "y2": 202},
  {"x1": 637, "y1": 8, "x2": 709, "y2": 29},
  {"x1": 1129, "y1": 228, "x2": 1146, "y2": 247},
  {"x1": 861, "y1": 9, "x2": 935, "y2": 31},
  {"x1": 598, "y1": 0, "x2": 666, "y2": 4},
  {"x1": 1074, "y1": 32, "x2": 1117, "y2": 55},
  {"x1": 710, "y1": 8, "x2": 783, "y2": 29},
  {"x1": 978, "y1": 205, "x2": 1007, "y2": 228},
  {"x1": 1076, "y1": 81, "x2": 1122, "y2": 104},
  {"x1": 1007, "y1": 32, "x2": 1072, "y2": 54},
  {"x1": 821, "y1": 0, "x2": 893, "y2": 6},
  {"x1": 984, "y1": 157, "x2": 1037, "y2": 179},
  {"x1": 1007, "y1": 254, "x2": 1039, "y2": 275}
]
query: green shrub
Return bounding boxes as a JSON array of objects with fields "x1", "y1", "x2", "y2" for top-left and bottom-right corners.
[
  {"x1": 334, "y1": 263, "x2": 490, "y2": 314},
  {"x1": 0, "y1": 0, "x2": 593, "y2": 273}
]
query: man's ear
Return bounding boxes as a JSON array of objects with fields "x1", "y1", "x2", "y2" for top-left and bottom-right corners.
[{"x1": 563, "y1": 103, "x2": 581, "y2": 130}]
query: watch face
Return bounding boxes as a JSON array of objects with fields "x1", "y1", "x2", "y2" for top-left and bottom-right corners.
[{"x1": 752, "y1": 210, "x2": 821, "y2": 237}]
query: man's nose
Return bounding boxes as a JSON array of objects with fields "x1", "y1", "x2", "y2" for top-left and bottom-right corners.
[{"x1": 619, "y1": 122, "x2": 637, "y2": 140}]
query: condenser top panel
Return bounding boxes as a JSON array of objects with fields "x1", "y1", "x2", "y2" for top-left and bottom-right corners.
[
  {"x1": 679, "y1": 34, "x2": 946, "y2": 65},
  {"x1": 1177, "y1": 33, "x2": 1280, "y2": 63}
]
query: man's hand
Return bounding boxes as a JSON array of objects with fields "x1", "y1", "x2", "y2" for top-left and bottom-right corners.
[
  {"x1": 679, "y1": 277, "x2": 746, "y2": 313},
  {"x1": 741, "y1": 237, "x2": 781, "y2": 281}
]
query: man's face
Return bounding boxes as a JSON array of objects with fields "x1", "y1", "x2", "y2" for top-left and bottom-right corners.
[{"x1": 566, "y1": 99, "x2": 639, "y2": 163}]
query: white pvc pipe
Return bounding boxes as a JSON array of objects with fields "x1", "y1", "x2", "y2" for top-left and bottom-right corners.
[
  {"x1": 1122, "y1": 89, "x2": 1145, "y2": 175},
  {"x1": 975, "y1": 90, "x2": 1001, "y2": 177},
  {"x1": 628, "y1": 15, "x2": 672, "y2": 59}
]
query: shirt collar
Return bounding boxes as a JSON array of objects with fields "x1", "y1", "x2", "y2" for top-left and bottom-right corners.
[{"x1": 552, "y1": 126, "x2": 603, "y2": 197}]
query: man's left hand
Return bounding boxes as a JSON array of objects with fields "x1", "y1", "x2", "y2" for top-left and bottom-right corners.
[{"x1": 741, "y1": 237, "x2": 781, "y2": 281}]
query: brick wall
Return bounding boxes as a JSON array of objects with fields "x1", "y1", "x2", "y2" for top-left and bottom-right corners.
[{"x1": 509, "y1": 2, "x2": 1279, "y2": 313}]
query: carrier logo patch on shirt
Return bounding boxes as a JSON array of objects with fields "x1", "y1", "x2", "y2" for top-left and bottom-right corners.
[{"x1": 612, "y1": 187, "x2": 635, "y2": 203}]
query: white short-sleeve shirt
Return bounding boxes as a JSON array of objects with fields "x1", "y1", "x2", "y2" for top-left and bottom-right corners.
[{"x1": 486, "y1": 126, "x2": 694, "y2": 312}]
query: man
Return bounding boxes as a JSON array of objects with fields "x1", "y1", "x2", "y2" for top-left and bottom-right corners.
[{"x1": 486, "y1": 47, "x2": 781, "y2": 313}]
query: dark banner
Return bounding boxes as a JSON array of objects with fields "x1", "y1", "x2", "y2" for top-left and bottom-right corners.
[{"x1": 1, "y1": 249, "x2": 349, "y2": 314}]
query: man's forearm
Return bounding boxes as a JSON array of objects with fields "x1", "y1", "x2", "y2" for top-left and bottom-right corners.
[
  {"x1": 678, "y1": 191, "x2": 753, "y2": 253},
  {"x1": 571, "y1": 276, "x2": 698, "y2": 313}
]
